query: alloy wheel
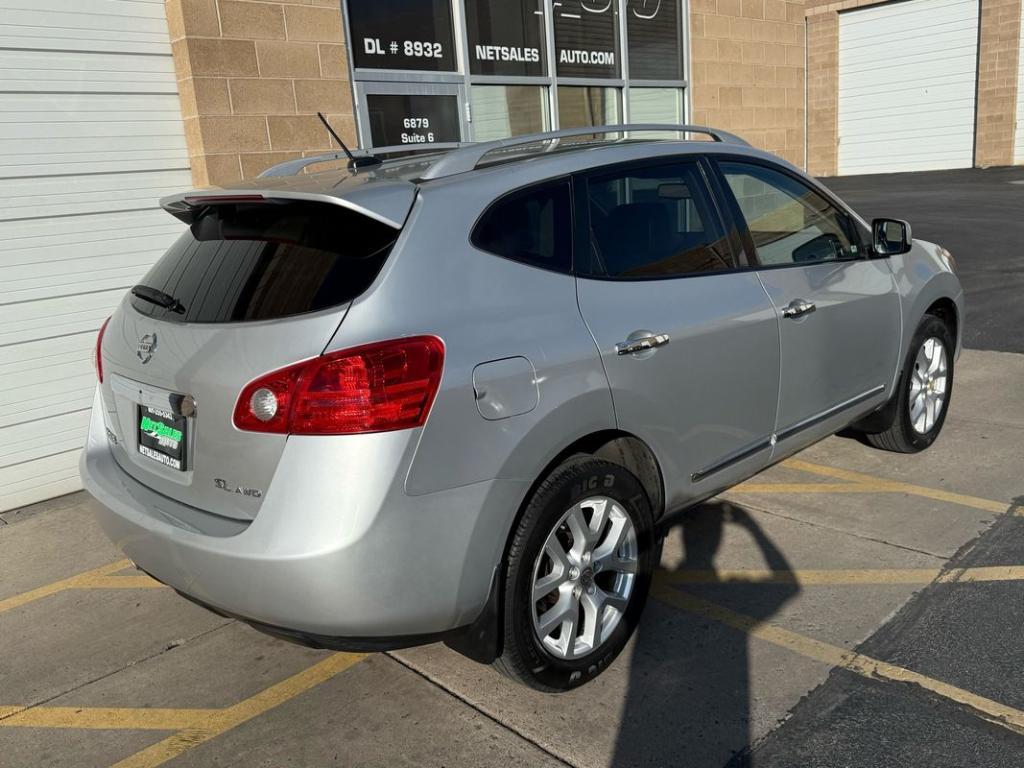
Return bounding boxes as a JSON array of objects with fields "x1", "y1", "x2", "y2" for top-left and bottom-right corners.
[
  {"x1": 530, "y1": 496, "x2": 638, "y2": 660},
  {"x1": 909, "y1": 336, "x2": 948, "y2": 434}
]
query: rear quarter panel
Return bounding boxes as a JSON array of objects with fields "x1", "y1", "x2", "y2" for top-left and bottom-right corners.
[{"x1": 322, "y1": 172, "x2": 616, "y2": 498}]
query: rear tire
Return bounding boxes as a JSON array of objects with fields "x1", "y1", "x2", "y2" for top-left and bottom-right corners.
[
  {"x1": 493, "y1": 458, "x2": 657, "y2": 692},
  {"x1": 865, "y1": 314, "x2": 954, "y2": 453}
]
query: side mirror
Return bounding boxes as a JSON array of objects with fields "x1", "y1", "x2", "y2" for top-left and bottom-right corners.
[{"x1": 872, "y1": 218, "x2": 912, "y2": 256}]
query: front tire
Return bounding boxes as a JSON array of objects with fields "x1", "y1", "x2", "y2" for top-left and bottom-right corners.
[
  {"x1": 493, "y1": 458, "x2": 657, "y2": 692},
  {"x1": 865, "y1": 314, "x2": 954, "y2": 453}
]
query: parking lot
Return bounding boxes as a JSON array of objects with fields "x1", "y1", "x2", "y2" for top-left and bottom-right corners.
[{"x1": 3, "y1": 170, "x2": 1024, "y2": 767}]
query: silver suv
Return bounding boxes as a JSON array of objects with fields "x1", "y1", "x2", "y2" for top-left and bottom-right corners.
[{"x1": 81, "y1": 125, "x2": 963, "y2": 691}]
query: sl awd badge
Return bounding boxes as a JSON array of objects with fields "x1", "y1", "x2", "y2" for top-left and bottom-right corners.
[
  {"x1": 137, "y1": 333, "x2": 157, "y2": 364},
  {"x1": 214, "y1": 478, "x2": 263, "y2": 499}
]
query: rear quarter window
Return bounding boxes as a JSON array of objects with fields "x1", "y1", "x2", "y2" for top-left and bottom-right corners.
[
  {"x1": 472, "y1": 180, "x2": 572, "y2": 273},
  {"x1": 131, "y1": 202, "x2": 398, "y2": 323}
]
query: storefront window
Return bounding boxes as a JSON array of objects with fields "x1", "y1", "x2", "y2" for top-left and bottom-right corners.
[
  {"x1": 344, "y1": 1, "x2": 688, "y2": 148},
  {"x1": 348, "y1": 0, "x2": 457, "y2": 72},
  {"x1": 627, "y1": 87, "x2": 683, "y2": 130},
  {"x1": 557, "y1": 86, "x2": 621, "y2": 130},
  {"x1": 465, "y1": 0, "x2": 546, "y2": 77},
  {"x1": 472, "y1": 86, "x2": 550, "y2": 141},
  {"x1": 626, "y1": 0, "x2": 683, "y2": 80},
  {"x1": 366, "y1": 94, "x2": 461, "y2": 148},
  {"x1": 553, "y1": 0, "x2": 621, "y2": 78}
]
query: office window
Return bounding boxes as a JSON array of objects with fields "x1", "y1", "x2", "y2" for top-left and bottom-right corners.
[
  {"x1": 557, "y1": 86, "x2": 620, "y2": 130},
  {"x1": 472, "y1": 86, "x2": 550, "y2": 141}
]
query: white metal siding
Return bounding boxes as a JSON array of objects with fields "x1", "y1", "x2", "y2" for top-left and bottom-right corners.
[
  {"x1": 0, "y1": 0, "x2": 190, "y2": 511},
  {"x1": 1016, "y1": 0, "x2": 1024, "y2": 164},
  {"x1": 838, "y1": 0, "x2": 980, "y2": 175}
]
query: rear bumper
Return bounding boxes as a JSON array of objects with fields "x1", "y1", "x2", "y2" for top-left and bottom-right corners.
[
  {"x1": 80, "y1": 389, "x2": 527, "y2": 639},
  {"x1": 168, "y1": 581, "x2": 464, "y2": 652}
]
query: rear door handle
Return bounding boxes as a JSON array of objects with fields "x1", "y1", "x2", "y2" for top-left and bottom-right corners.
[
  {"x1": 615, "y1": 333, "x2": 670, "y2": 355},
  {"x1": 782, "y1": 299, "x2": 816, "y2": 319}
]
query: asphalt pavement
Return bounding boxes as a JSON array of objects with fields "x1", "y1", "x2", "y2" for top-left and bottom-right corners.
[
  {"x1": 735, "y1": 509, "x2": 1024, "y2": 768},
  {"x1": 821, "y1": 166, "x2": 1024, "y2": 354}
]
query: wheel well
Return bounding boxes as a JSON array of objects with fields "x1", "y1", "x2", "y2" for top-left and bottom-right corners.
[
  {"x1": 538, "y1": 430, "x2": 666, "y2": 520},
  {"x1": 444, "y1": 430, "x2": 666, "y2": 665},
  {"x1": 925, "y1": 297, "x2": 958, "y2": 344},
  {"x1": 505, "y1": 429, "x2": 666, "y2": 589}
]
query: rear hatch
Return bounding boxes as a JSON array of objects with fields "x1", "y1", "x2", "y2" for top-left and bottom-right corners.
[{"x1": 98, "y1": 185, "x2": 413, "y2": 520}]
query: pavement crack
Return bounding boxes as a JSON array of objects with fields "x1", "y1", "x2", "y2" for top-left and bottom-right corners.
[
  {"x1": 0, "y1": 619, "x2": 234, "y2": 722},
  {"x1": 384, "y1": 652, "x2": 576, "y2": 768}
]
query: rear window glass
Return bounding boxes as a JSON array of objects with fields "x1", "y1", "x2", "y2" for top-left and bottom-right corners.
[
  {"x1": 131, "y1": 202, "x2": 398, "y2": 323},
  {"x1": 472, "y1": 180, "x2": 572, "y2": 273}
]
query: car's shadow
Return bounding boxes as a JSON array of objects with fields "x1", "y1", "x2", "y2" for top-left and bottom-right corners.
[{"x1": 610, "y1": 500, "x2": 799, "y2": 767}]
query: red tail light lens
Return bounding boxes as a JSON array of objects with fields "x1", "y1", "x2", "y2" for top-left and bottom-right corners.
[
  {"x1": 95, "y1": 316, "x2": 111, "y2": 383},
  {"x1": 233, "y1": 336, "x2": 445, "y2": 435}
]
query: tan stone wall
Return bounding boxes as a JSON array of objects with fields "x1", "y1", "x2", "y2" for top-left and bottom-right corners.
[
  {"x1": 165, "y1": 0, "x2": 356, "y2": 187},
  {"x1": 689, "y1": 0, "x2": 806, "y2": 168},
  {"x1": 975, "y1": 0, "x2": 1022, "y2": 167},
  {"x1": 805, "y1": 11, "x2": 837, "y2": 175}
]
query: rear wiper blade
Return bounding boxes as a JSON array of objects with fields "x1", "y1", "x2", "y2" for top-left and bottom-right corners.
[{"x1": 131, "y1": 284, "x2": 186, "y2": 314}]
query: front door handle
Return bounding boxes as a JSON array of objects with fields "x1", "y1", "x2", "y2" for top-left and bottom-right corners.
[
  {"x1": 615, "y1": 333, "x2": 670, "y2": 355},
  {"x1": 782, "y1": 299, "x2": 816, "y2": 319}
]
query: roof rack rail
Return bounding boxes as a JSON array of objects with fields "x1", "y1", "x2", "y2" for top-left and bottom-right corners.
[
  {"x1": 258, "y1": 124, "x2": 747, "y2": 180},
  {"x1": 419, "y1": 124, "x2": 749, "y2": 181},
  {"x1": 258, "y1": 143, "x2": 461, "y2": 178}
]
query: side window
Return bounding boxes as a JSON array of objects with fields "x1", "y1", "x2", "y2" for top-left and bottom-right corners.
[
  {"x1": 583, "y1": 161, "x2": 733, "y2": 278},
  {"x1": 472, "y1": 180, "x2": 572, "y2": 273},
  {"x1": 719, "y1": 161, "x2": 861, "y2": 266}
]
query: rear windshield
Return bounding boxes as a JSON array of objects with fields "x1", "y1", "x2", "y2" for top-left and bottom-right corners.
[{"x1": 131, "y1": 201, "x2": 398, "y2": 323}]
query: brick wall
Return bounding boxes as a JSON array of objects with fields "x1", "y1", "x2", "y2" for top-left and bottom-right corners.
[
  {"x1": 688, "y1": 0, "x2": 806, "y2": 168},
  {"x1": 975, "y1": 0, "x2": 1022, "y2": 167},
  {"x1": 165, "y1": 0, "x2": 356, "y2": 187},
  {"x1": 805, "y1": 11, "x2": 837, "y2": 175}
]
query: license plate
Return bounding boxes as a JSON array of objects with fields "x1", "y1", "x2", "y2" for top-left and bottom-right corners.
[{"x1": 137, "y1": 405, "x2": 187, "y2": 471}]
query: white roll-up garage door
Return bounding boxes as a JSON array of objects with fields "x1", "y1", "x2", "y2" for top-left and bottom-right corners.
[
  {"x1": 838, "y1": 0, "x2": 980, "y2": 175},
  {"x1": 0, "y1": 0, "x2": 191, "y2": 511}
]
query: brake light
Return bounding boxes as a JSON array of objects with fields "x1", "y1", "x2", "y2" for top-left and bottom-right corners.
[
  {"x1": 233, "y1": 336, "x2": 445, "y2": 435},
  {"x1": 95, "y1": 316, "x2": 111, "y2": 383},
  {"x1": 183, "y1": 194, "x2": 266, "y2": 206}
]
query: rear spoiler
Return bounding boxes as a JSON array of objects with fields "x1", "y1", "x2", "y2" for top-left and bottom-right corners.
[{"x1": 160, "y1": 184, "x2": 416, "y2": 230}]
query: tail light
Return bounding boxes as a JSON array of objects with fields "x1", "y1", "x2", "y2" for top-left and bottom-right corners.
[
  {"x1": 233, "y1": 336, "x2": 445, "y2": 435},
  {"x1": 94, "y1": 316, "x2": 111, "y2": 383}
]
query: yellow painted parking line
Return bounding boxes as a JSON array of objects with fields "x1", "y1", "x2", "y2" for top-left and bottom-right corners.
[
  {"x1": 111, "y1": 652, "x2": 366, "y2": 768},
  {"x1": 936, "y1": 565, "x2": 1024, "y2": 583},
  {"x1": 659, "y1": 565, "x2": 1024, "y2": 586},
  {"x1": 0, "y1": 559, "x2": 135, "y2": 615},
  {"x1": 0, "y1": 706, "x2": 219, "y2": 731},
  {"x1": 654, "y1": 582, "x2": 1024, "y2": 736},
  {"x1": 75, "y1": 574, "x2": 164, "y2": 590},
  {"x1": 733, "y1": 483, "x2": 892, "y2": 495},
  {"x1": 772, "y1": 459, "x2": 1009, "y2": 514}
]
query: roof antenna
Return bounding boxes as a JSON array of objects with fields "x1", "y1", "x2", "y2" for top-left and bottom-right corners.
[{"x1": 317, "y1": 112, "x2": 381, "y2": 170}]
